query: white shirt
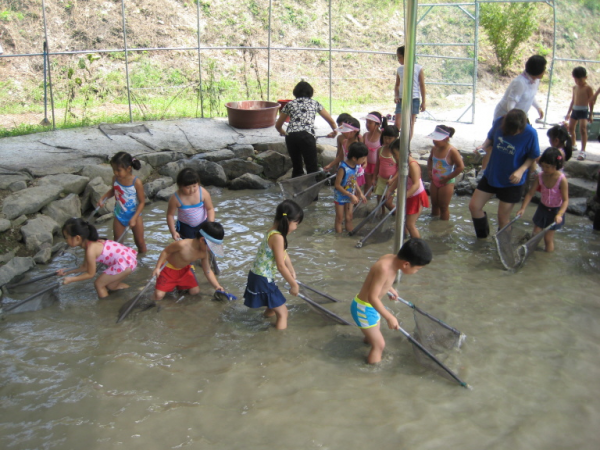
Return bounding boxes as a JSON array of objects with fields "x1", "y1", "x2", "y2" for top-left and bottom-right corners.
[
  {"x1": 494, "y1": 72, "x2": 541, "y2": 120},
  {"x1": 397, "y1": 64, "x2": 423, "y2": 100}
]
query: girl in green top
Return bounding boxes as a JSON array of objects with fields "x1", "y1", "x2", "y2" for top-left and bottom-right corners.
[{"x1": 243, "y1": 200, "x2": 304, "y2": 330}]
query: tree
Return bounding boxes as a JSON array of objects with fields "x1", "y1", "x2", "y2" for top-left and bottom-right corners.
[{"x1": 479, "y1": 2, "x2": 538, "y2": 75}]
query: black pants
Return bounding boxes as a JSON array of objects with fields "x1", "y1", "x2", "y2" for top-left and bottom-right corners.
[{"x1": 285, "y1": 131, "x2": 319, "y2": 178}]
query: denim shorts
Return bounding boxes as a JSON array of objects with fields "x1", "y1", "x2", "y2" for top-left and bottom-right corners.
[{"x1": 395, "y1": 98, "x2": 420, "y2": 115}]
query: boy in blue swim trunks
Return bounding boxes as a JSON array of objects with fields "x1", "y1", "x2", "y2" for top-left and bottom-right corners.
[{"x1": 351, "y1": 238, "x2": 432, "y2": 364}]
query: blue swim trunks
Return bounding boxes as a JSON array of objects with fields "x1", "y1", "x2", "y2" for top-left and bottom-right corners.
[{"x1": 351, "y1": 296, "x2": 380, "y2": 329}]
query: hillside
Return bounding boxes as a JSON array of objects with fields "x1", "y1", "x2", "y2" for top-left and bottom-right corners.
[{"x1": 0, "y1": 0, "x2": 599, "y2": 134}]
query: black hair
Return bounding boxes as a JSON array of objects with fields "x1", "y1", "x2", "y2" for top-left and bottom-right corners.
[
  {"x1": 397, "y1": 238, "x2": 433, "y2": 266},
  {"x1": 380, "y1": 125, "x2": 400, "y2": 145},
  {"x1": 396, "y1": 46, "x2": 405, "y2": 57},
  {"x1": 336, "y1": 113, "x2": 353, "y2": 126},
  {"x1": 572, "y1": 66, "x2": 587, "y2": 79},
  {"x1": 525, "y1": 55, "x2": 547, "y2": 77},
  {"x1": 501, "y1": 109, "x2": 527, "y2": 136},
  {"x1": 196, "y1": 220, "x2": 225, "y2": 241},
  {"x1": 368, "y1": 111, "x2": 388, "y2": 129},
  {"x1": 347, "y1": 142, "x2": 368, "y2": 160},
  {"x1": 292, "y1": 81, "x2": 314, "y2": 99},
  {"x1": 177, "y1": 168, "x2": 201, "y2": 187},
  {"x1": 437, "y1": 125, "x2": 456, "y2": 138},
  {"x1": 274, "y1": 199, "x2": 304, "y2": 250},
  {"x1": 539, "y1": 147, "x2": 564, "y2": 170},
  {"x1": 110, "y1": 151, "x2": 141, "y2": 171},
  {"x1": 62, "y1": 217, "x2": 99, "y2": 242},
  {"x1": 547, "y1": 125, "x2": 573, "y2": 161}
]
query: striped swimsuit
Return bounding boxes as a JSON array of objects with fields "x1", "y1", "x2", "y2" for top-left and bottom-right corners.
[{"x1": 175, "y1": 190, "x2": 207, "y2": 239}]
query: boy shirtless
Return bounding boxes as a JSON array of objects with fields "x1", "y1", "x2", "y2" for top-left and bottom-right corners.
[
  {"x1": 566, "y1": 66, "x2": 595, "y2": 160},
  {"x1": 153, "y1": 221, "x2": 224, "y2": 300},
  {"x1": 351, "y1": 238, "x2": 432, "y2": 364}
]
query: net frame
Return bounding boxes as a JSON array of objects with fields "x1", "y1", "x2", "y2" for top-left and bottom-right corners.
[{"x1": 278, "y1": 172, "x2": 332, "y2": 209}]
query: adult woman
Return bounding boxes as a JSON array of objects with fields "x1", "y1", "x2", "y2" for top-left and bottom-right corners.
[
  {"x1": 275, "y1": 81, "x2": 337, "y2": 177},
  {"x1": 469, "y1": 109, "x2": 540, "y2": 237}
]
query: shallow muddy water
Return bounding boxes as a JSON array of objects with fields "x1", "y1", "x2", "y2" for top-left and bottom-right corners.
[{"x1": 1, "y1": 185, "x2": 599, "y2": 450}]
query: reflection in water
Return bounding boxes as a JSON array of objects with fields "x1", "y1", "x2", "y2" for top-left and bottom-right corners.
[{"x1": 1, "y1": 186, "x2": 599, "y2": 449}]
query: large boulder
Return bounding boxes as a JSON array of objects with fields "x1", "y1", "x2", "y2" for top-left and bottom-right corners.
[
  {"x1": 318, "y1": 147, "x2": 338, "y2": 168},
  {"x1": 255, "y1": 150, "x2": 292, "y2": 179},
  {"x1": 81, "y1": 177, "x2": 115, "y2": 215},
  {"x1": 37, "y1": 174, "x2": 90, "y2": 195},
  {"x1": 42, "y1": 194, "x2": 82, "y2": 227},
  {"x1": 195, "y1": 159, "x2": 228, "y2": 187},
  {"x1": 230, "y1": 144, "x2": 255, "y2": 159},
  {"x1": 0, "y1": 219, "x2": 10, "y2": 233},
  {"x1": 20, "y1": 215, "x2": 60, "y2": 253},
  {"x1": 2, "y1": 185, "x2": 63, "y2": 220},
  {"x1": 0, "y1": 257, "x2": 35, "y2": 287},
  {"x1": 155, "y1": 184, "x2": 178, "y2": 202},
  {"x1": 254, "y1": 142, "x2": 288, "y2": 156},
  {"x1": 33, "y1": 244, "x2": 53, "y2": 265},
  {"x1": 568, "y1": 178, "x2": 596, "y2": 198},
  {"x1": 200, "y1": 149, "x2": 235, "y2": 162},
  {"x1": 566, "y1": 197, "x2": 588, "y2": 216},
  {"x1": 0, "y1": 172, "x2": 31, "y2": 190},
  {"x1": 81, "y1": 164, "x2": 114, "y2": 186},
  {"x1": 218, "y1": 159, "x2": 263, "y2": 180},
  {"x1": 564, "y1": 160, "x2": 599, "y2": 181},
  {"x1": 137, "y1": 152, "x2": 174, "y2": 168},
  {"x1": 135, "y1": 161, "x2": 154, "y2": 182},
  {"x1": 230, "y1": 174, "x2": 273, "y2": 190},
  {"x1": 145, "y1": 177, "x2": 175, "y2": 199}
]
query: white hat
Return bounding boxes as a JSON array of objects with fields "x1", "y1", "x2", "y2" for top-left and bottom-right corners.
[
  {"x1": 199, "y1": 229, "x2": 224, "y2": 258},
  {"x1": 426, "y1": 126, "x2": 451, "y2": 141},
  {"x1": 361, "y1": 113, "x2": 381, "y2": 124},
  {"x1": 335, "y1": 123, "x2": 360, "y2": 133}
]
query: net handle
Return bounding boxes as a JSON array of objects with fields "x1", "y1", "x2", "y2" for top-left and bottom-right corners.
[
  {"x1": 356, "y1": 206, "x2": 396, "y2": 248},
  {"x1": 116, "y1": 263, "x2": 165, "y2": 323},
  {"x1": 494, "y1": 214, "x2": 521, "y2": 236},
  {"x1": 293, "y1": 173, "x2": 336, "y2": 197},
  {"x1": 4, "y1": 268, "x2": 76, "y2": 290},
  {"x1": 349, "y1": 176, "x2": 393, "y2": 236},
  {"x1": 2, "y1": 280, "x2": 63, "y2": 314},
  {"x1": 297, "y1": 281, "x2": 341, "y2": 302},
  {"x1": 353, "y1": 185, "x2": 374, "y2": 213},
  {"x1": 396, "y1": 325, "x2": 470, "y2": 389},
  {"x1": 297, "y1": 293, "x2": 352, "y2": 325}
]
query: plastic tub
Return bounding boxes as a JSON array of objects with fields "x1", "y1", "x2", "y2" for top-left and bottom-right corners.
[{"x1": 225, "y1": 101, "x2": 280, "y2": 129}]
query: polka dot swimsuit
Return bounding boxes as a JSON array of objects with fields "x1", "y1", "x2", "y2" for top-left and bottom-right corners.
[{"x1": 96, "y1": 240, "x2": 138, "y2": 275}]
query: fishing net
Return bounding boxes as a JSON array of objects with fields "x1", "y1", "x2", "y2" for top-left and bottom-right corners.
[
  {"x1": 298, "y1": 293, "x2": 352, "y2": 325},
  {"x1": 354, "y1": 208, "x2": 396, "y2": 247},
  {"x1": 278, "y1": 172, "x2": 331, "y2": 209},
  {"x1": 494, "y1": 217, "x2": 553, "y2": 270},
  {"x1": 515, "y1": 224, "x2": 555, "y2": 268},
  {"x1": 2, "y1": 285, "x2": 59, "y2": 315}
]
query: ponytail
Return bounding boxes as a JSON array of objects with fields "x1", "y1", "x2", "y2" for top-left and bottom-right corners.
[
  {"x1": 274, "y1": 200, "x2": 304, "y2": 250},
  {"x1": 62, "y1": 217, "x2": 99, "y2": 242},
  {"x1": 547, "y1": 125, "x2": 573, "y2": 161}
]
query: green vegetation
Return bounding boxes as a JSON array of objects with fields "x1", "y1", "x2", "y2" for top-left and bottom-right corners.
[{"x1": 479, "y1": 2, "x2": 538, "y2": 75}]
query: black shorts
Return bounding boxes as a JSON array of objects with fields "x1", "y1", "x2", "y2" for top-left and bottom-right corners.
[
  {"x1": 532, "y1": 203, "x2": 564, "y2": 231},
  {"x1": 476, "y1": 176, "x2": 524, "y2": 204},
  {"x1": 571, "y1": 108, "x2": 589, "y2": 121}
]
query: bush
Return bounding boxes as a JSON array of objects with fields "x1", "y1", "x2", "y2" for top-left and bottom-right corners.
[{"x1": 479, "y1": 2, "x2": 538, "y2": 75}]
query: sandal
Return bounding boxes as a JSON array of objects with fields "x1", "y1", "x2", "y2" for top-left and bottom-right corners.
[{"x1": 577, "y1": 152, "x2": 587, "y2": 161}]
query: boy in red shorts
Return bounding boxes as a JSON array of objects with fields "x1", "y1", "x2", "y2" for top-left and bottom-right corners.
[{"x1": 153, "y1": 221, "x2": 225, "y2": 300}]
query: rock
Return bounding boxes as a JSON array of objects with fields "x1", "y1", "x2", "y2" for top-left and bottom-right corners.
[
  {"x1": 277, "y1": 168, "x2": 294, "y2": 183},
  {"x1": 418, "y1": 161, "x2": 429, "y2": 182},
  {"x1": 155, "y1": 184, "x2": 178, "y2": 201},
  {"x1": 157, "y1": 160, "x2": 187, "y2": 180},
  {"x1": 0, "y1": 172, "x2": 31, "y2": 190},
  {"x1": 255, "y1": 150, "x2": 293, "y2": 179},
  {"x1": 316, "y1": 143, "x2": 336, "y2": 155},
  {"x1": 145, "y1": 177, "x2": 175, "y2": 199},
  {"x1": 81, "y1": 164, "x2": 114, "y2": 186},
  {"x1": 319, "y1": 148, "x2": 338, "y2": 168},
  {"x1": 458, "y1": 149, "x2": 481, "y2": 166},
  {"x1": 33, "y1": 244, "x2": 53, "y2": 265},
  {"x1": 42, "y1": 194, "x2": 82, "y2": 227},
  {"x1": 254, "y1": 142, "x2": 289, "y2": 156},
  {"x1": 218, "y1": 159, "x2": 264, "y2": 180},
  {"x1": 230, "y1": 144, "x2": 255, "y2": 159},
  {"x1": 51, "y1": 242, "x2": 68, "y2": 255},
  {"x1": 135, "y1": 161, "x2": 153, "y2": 182},
  {"x1": 568, "y1": 177, "x2": 596, "y2": 198},
  {"x1": 37, "y1": 174, "x2": 90, "y2": 195},
  {"x1": 96, "y1": 213, "x2": 114, "y2": 223},
  {"x1": 566, "y1": 197, "x2": 588, "y2": 216},
  {"x1": 563, "y1": 160, "x2": 599, "y2": 181},
  {"x1": 2, "y1": 185, "x2": 63, "y2": 220},
  {"x1": 21, "y1": 214, "x2": 60, "y2": 253},
  {"x1": 137, "y1": 152, "x2": 174, "y2": 168},
  {"x1": 11, "y1": 215, "x2": 28, "y2": 228},
  {"x1": 200, "y1": 149, "x2": 235, "y2": 162},
  {"x1": 230, "y1": 173, "x2": 273, "y2": 190},
  {"x1": 464, "y1": 168, "x2": 477, "y2": 179},
  {"x1": 81, "y1": 177, "x2": 115, "y2": 215},
  {"x1": 0, "y1": 250, "x2": 16, "y2": 264},
  {"x1": 9, "y1": 180, "x2": 28, "y2": 192},
  {"x1": 455, "y1": 180, "x2": 474, "y2": 196},
  {"x1": 0, "y1": 257, "x2": 35, "y2": 287},
  {"x1": 195, "y1": 159, "x2": 229, "y2": 187},
  {"x1": 0, "y1": 219, "x2": 10, "y2": 233},
  {"x1": 455, "y1": 172, "x2": 465, "y2": 183}
]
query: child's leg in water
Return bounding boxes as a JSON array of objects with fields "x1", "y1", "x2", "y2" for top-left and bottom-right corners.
[
  {"x1": 437, "y1": 183, "x2": 455, "y2": 220},
  {"x1": 344, "y1": 203, "x2": 354, "y2": 232},
  {"x1": 268, "y1": 304, "x2": 288, "y2": 330},
  {"x1": 405, "y1": 207, "x2": 422, "y2": 238},
  {"x1": 95, "y1": 269, "x2": 133, "y2": 298},
  {"x1": 361, "y1": 323, "x2": 385, "y2": 364},
  {"x1": 131, "y1": 216, "x2": 147, "y2": 253},
  {"x1": 334, "y1": 203, "x2": 346, "y2": 233},
  {"x1": 543, "y1": 230, "x2": 556, "y2": 252}
]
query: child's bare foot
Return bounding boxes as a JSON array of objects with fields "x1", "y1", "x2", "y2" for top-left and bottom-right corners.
[
  {"x1": 264, "y1": 308, "x2": 276, "y2": 318},
  {"x1": 110, "y1": 283, "x2": 130, "y2": 291}
]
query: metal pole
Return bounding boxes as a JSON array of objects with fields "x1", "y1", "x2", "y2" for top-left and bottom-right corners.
[
  {"x1": 267, "y1": 0, "x2": 272, "y2": 101},
  {"x1": 41, "y1": 0, "x2": 55, "y2": 130},
  {"x1": 394, "y1": 0, "x2": 418, "y2": 259},
  {"x1": 473, "y1": 1, "x2": 479, "y2": 123},
  {"x1": 196, "y1": 0, "x2": 204, "y2": 118},
  {"x1": 120, "y1": 0, "x2": 133, "y2": 123},
  {"x1": 328, "y1": 0, "x2": 333, "y2": 113},
  {"x1": 543, "y1": 0, "x2": 556, "y2": 127}
]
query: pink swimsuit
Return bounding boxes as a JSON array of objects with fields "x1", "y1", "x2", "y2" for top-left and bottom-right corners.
[
  {"x1": 363, "y1": 132, "x2": 381, "y2": 174},
  {"x1": 96, "y1": 240, "x2": 138, "y2": 275},
  {"x1": 539, "y1": 172, "x2": 564, "y2": 208}
]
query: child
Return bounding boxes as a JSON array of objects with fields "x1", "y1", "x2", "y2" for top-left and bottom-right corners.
[
  {"x1": 152, "y1": 221, "x2": 225, "y2": 300},
  {"x1": 58, "y1": 218, "x2": 137, "y2": 298},
  {"x1": 325, "y1": 117, "x2": 364, "y2": 185},
  {"x1": 362, "y1": 112, "x2": 387, "y2": 193},
  {"x1": 516, "y1": 148, "x2": 569, "y2": 252},
  {"x1": 426, "y1": 125, "x2": 464, "y2": 220},
  {"x1": 351, "y1": 238, "x2": 432, "y2": 364},
  {"x1": 394, "y1": 45, "x2": 426, "y2": 141},
  {"x1": 374, "y1": 125, "x2": 400, "y2": 215},
  {"x1": 334, "y1": 142, "x2": 368, "y2": 233},
  {"x1": 243, "y1": 200, "x2": 303, "y2": 330},
  {"x1": 98, "y1": 152, "x2": 147, "y2": 253},
  {"x1": 167, "y1": 168, "x2": 216, "y2": 240},
  {"x1": 565, "y1": 66, "x2": 594, "y2": 160},
  {"x1": 389, "y1": 139, "x2": 429, "y2": 238},
  {"x1": 547, "y1": 124, "x2": 573, "y2": 162}
]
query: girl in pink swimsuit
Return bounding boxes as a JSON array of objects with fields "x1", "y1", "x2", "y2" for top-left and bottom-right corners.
[
  {"x1": 58, "y1": 218, "x2": 138, "y2": 298},
  {"x1": 362, "y1": 112, "x2": 387, "y2": 194}
]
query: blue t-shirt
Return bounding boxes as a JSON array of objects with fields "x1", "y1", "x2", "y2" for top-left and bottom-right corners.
[{"x1": 485, "y1": 118, "x2": 540, "y2": 188}]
